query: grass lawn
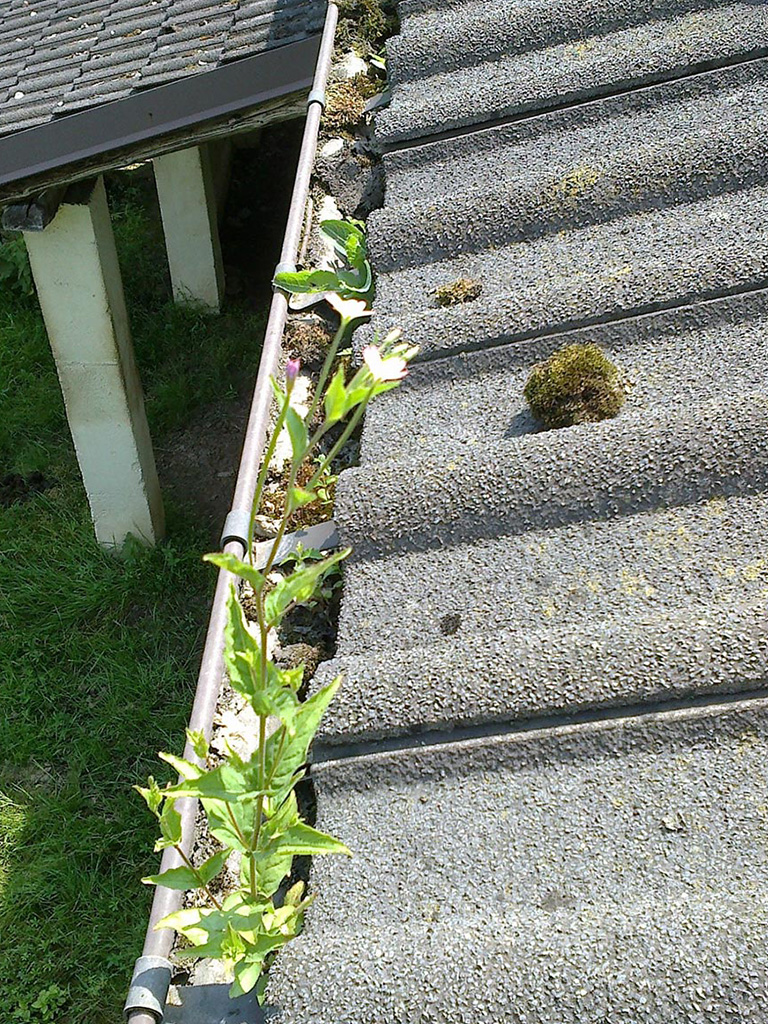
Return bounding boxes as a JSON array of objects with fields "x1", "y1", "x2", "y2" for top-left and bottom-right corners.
[{"x1": 0, "y1": 161, "x2": 272, "y2": 1023}]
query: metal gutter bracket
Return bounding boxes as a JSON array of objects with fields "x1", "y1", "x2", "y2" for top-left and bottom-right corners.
[
  {"x1": 220, "y1": 508, "x2": 252, "y2": 550},
  {"x1": 123, "y1": 956, "x2": 173, "y2": 1021}
]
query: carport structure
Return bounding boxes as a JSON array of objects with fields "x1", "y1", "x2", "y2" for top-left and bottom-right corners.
[{"x1": 0, "y1": 0, "x2": 325, "y2": 547}]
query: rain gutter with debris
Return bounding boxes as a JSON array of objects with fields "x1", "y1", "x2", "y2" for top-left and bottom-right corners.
[{"x1": 123, "y1": 6, "x2": 339, "y2": 1021}]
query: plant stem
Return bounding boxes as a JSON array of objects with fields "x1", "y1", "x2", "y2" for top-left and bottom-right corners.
[
  {"x1": 248, "y1": 715, "x2": 268, "y2": 902},
  {"x1": 226, "y1": 803, "x2": 249, "y2": 849},
  {"x1": 174, "y1": 844, "x2": 223, "y2": 910},
  {"x1": 248, "y1": 391, "x2": 291, "y2": 563},
  {"x1": 305, "y1": 318, "x2": 351, "y2": 426},
  {"x1": 305, "y1": 389, "x2": 374, "y2": 491},
  {"x1": 264, "y1": 727, "x2": 287, "y2": 790},
  {"x1": 261, "y1": 453, "x2": 302, "y2": 578}
]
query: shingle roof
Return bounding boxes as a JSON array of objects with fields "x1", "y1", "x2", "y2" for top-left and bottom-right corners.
[{"x1": 0, "y1": 0, "x2": 325, "y2": 138}]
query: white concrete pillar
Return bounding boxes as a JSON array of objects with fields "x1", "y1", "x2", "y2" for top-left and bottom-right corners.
[
  {"x1": 153, "y1": 144, "x2": 225, "y2": 312},
  {"x1": 23, "y1": 177, "x2": 165, "y2": 549}
]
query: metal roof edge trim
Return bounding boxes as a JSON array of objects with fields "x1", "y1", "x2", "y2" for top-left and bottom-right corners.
[{"x1": 0, "y1": 34, "x2": 321, "y2": 191}]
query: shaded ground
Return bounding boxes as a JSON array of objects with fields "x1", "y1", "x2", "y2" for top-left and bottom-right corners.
[{"x1": 154, "y1": 121, "x2": 304, "y2": 541}]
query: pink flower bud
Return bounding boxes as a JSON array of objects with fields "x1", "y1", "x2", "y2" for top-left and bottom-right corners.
[{"x1": 285, "y1": 358, "x2": 301, "y2": 387}]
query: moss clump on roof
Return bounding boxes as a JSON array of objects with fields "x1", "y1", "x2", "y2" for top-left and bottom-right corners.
[
  {"x1": 434, "y1": 277, "x2": 483, "y2": 307},
  {"x1": 336, "y1": 0, "x2": 398, "y2": 56},
  {"x1": 324, "y1": 74, "x2": 381, "y2": 134},
  {"x1": 524, "y1": 343, "x2": 626, "y2": 429}
]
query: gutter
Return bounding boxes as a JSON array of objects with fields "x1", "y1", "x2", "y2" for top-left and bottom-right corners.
[{"x1": 123, "y1": 5, "x2": 339, "y2": 1021}]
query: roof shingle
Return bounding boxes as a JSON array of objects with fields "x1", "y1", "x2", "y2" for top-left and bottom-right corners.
[{"x1": 0, "y1": 0, "x2": 325, "y2": 138}]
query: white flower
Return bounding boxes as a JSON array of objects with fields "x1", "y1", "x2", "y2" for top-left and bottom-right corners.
[
  {"x1": 362, "y1": 345, "x2": 409, "y2": 382},
  {"x1": 325, "y1": 294, "x2": 372, "y2": 322}
]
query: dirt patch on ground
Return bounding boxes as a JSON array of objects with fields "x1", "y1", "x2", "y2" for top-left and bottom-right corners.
[
  {"x1": 154, "y1": 390, "x2": 251, "y2": 541},
  {"x1": 0, "y1": 471, "x2": 55, "y2": 508}
]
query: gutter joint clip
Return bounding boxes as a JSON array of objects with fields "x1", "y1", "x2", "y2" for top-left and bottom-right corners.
[
  {"x1": 123, "y1": 955, "x2": 172, "y2": 1022},
  {"x1": 221, "y1": 508, "x2": 252, "y2": 551}
]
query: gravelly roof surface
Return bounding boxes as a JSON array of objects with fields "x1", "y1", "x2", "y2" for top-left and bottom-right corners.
[
  {"x1": 266, "y1": 0, "x2": 768, "y2": 1020},
  {"x1": 269, "y1": 702, "x2": 768, "y2": 1024},
  {"x1": 0, "y1": 0, "x2": 324, "y2": 137}
]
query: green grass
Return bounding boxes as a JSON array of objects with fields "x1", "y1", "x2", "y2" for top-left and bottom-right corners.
[{"x1": 0, "y1": 167, "x2": 267, "y2": 1022}]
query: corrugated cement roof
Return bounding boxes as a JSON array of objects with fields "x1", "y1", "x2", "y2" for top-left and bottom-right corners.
[{"x1": 265, "y1": 0, "x2": 768, "y2": 1020}]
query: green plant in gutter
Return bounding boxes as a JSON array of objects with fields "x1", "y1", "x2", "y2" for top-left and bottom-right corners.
[
  {"x1": 274, "y1": 218, "x2": 373, "y2": 305},
  {"x1": 137, "y1": 221, "x2": 416, "y2": 1001}
]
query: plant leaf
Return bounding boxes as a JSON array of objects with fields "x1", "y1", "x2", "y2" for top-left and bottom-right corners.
[
  {"x1": 134, "y1": 777, "x2": 163, "y2": 815},
  {"x1": 277, "y1": 664, "x2": 304, "y2": 693},
  {"x1": 142, "y1": 864, "x2": 200, "y2": 890},
  {"x1": 285, "y1": 406, "x2": 308, "y2": 464},
  {"x1": 142, "y1": 847, "x2": 228, "y2": 890},
  {"x1": 220, "y1": 594, "x2": 302, "y2": 729},
  {"x1": 273, "y1": 269, "x2": 341, "y2": 294},
  {"x1": 167, "y1": 758, "x2": 258, "y2": 804},
  {"x1": 324, "y1": 366, "x2": 348, "y2": 424},
  {"x1": 336, "y1": 263, "x2": 373, "y2": 297},
  {"x1": 157, "y1": 897, "x2": 269, "y2": 950},
  {"x1": 264, "y1": 549, "x2": 349, "y2": 626},
  {"x1": 265, "y1": 676, "x2": 342, "y2": 803},
  {"x1": 241, "y1": 845, "x2": 293, "y2": 899},
  {"x1": 155, "y1": 906, "x2": 208, "y2": 940},
  {"x1": 255, "y1": 973, "x2": 269, "y2": 1005},
  {"x1": 279, "y1": 820, "x2": 351, "y2": 858},
  {"x1": 155, "y1": 799, "x2": 182, "y2": 851},
  {"x1": 231, "y1": 957, "x2": 263, "y2": 998},
  {"x1": 204, "y1": 797, "x2": 255, "y2": 854},
  {"x1": 244, "y1": 792, "x2": 349, "y2": 896},
  {"x1": 269, "y1": 375, "x2": 286, "y2": 404},
  {"x1": 320, "y1": 219, "x2": 365, "y2": 259},
  {"x1": 249, "y1": 677, "x2": 299, "y2": 736},
  {"x1": 158, "y1": 751, "x2": 202, "y2": 782},
  {"x1": 198, "y1": 848, "x2": 230, "y2": 884},
  {"x1": 222, "y1": 585, "x2": 260, "y2": 702},
  {"x1": 204, "y1": 552, "x2": 265, "y2": 593},
  {"x1": 288, "y1": 486, "x2": 316, "y2": 509},
  {"x1": 186, "y1": 728, "x2": 209, "y2": 761}
]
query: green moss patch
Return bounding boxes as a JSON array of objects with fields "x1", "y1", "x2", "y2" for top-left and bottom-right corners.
[
  {"x1": 434, "y1": 277, "x2": 483, "y2": 307},
  {"x1": 336, "y1": 0, "x2": 398, "y2": 57},
  {"x1": 524, "y1": 343, "x2": 626, "y2": 429},
  {"x1": 324, "y1": 74, "x2": 381, "y2": 135},
  {"x1": 285, "y1": 319, "x2": 335, "y2": 369}
]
